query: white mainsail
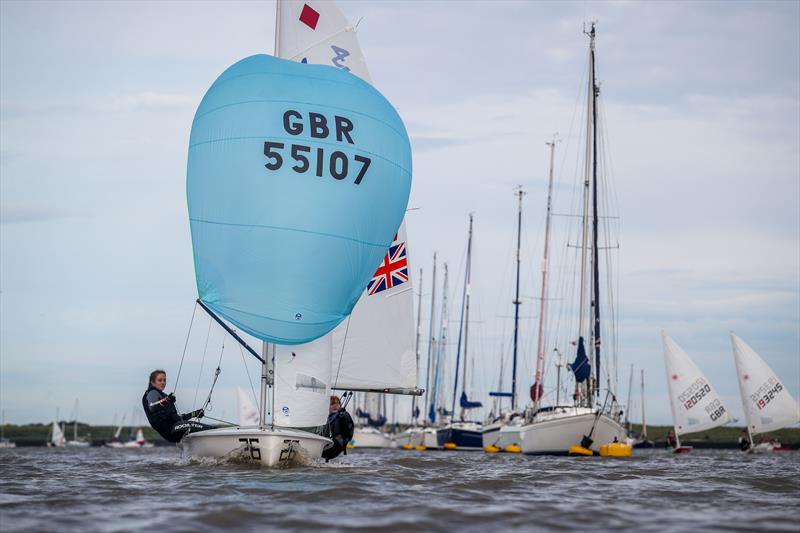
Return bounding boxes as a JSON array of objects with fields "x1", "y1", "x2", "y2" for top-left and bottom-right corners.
[
  {"x1": 274, "y1": 335, "x2": 332, "y2": 427},
  {"x1": 662, "y1": 332, "x2": 732, "y2": 436},
  {"x1": 50, "y1": 420, "x2": 65, "y2": 447},
  {"x1": 731, "y1": 333, "x2": 800, "y2": 435},
  {"x1": 237, "y1": 387, "x2": 260, "y2": 426},
  {"x1": 276, "y1": 0, "x2": 416, "y2": 393}
]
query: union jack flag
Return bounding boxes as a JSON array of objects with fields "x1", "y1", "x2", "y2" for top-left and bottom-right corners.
[{"x1": 367, "y1": 236, "x2": 408, "y2": 295}]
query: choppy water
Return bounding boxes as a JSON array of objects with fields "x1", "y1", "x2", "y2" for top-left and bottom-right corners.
[{"x1": 1, "y1": 446, "x2": 798, "y2": 532}]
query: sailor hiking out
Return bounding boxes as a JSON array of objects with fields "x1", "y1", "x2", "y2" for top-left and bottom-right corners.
[{"x1": 142, "y1": 370, "x2": 210, "y2": 443}]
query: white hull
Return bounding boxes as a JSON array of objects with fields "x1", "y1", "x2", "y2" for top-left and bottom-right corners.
[
  {"x1": 483, "y1": 421, "x2": 523, "y2": 450},
  {"x1": 182, "y1": 426, "x2": 331, "y2": 467},
  {"x1": 519, "y1": 408, "x2": 626, "y2": 455},
  {"x1": 350, "y1": 427, "x2": 394, "y2": 449},
  {"x1": 0, "y1": 440, "x2": 16, "y2": 449},
  {"x1": 66, "y1": 440, "x2": 90, "y2": 447},
  {"x1": 394, "y1": 427, "x2": 424, "y2": 448},
  {"x1": 421, "y1": 427, "x2": 439, "y2": 449}
]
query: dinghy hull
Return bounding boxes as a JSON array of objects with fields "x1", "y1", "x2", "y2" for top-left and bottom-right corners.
[{"x1": 181, "y1": 426, "x2": 330, "y2": 467}]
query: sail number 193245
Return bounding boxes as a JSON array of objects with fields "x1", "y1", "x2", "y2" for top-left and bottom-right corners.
[{"x1": 264, "y1": 110, "x2": 372, "y2": 185}]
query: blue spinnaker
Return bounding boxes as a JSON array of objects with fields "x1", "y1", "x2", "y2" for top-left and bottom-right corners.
[{"x1": 187, "y1": 55, "x2": 412, "y2": 345}]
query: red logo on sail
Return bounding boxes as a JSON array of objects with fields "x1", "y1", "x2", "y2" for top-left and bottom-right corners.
[
  {"x1": 367, "y1": 237, "x2": 408, "y2": 295},
  {"x1": 299, "y1": 4, "x2": 320, "y2": 30}
]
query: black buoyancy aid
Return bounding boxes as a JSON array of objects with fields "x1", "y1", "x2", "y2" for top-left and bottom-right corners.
[
  {"x1": 142, "y1": 386, "x2": 180, "y2": 441},
  {"x1": 322, "y1": 408, "x2": 354, "y2": 461}
]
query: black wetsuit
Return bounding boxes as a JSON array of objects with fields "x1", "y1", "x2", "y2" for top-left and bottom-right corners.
[
  {"x1": 321, "y1": 408, "x2": 354, "y2": 461},
  {"x1": 142, "y1": 386, "x2": 209, "y2": 443}
]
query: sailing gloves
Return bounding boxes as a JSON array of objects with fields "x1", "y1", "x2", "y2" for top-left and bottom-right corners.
[{"x1": 167, "y1": 393, "x2": 177, "y2": 404}]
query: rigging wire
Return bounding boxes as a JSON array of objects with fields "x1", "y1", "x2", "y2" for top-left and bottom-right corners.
[
  {"x1": 237, "y1": 343, "x2": 260, "y2": 412},
  {"x1": 332, "y1": 315, "x2": 352, "y2": 389},
  {"x1": 193, "y1": 315, "x2": 214, "y2": 406},
  {"x1": 201, "y1": 337, "x2": 226, "y2": 412},
  {"x1": 172, "y1": 301, "x2": 198, "y2": 393}
]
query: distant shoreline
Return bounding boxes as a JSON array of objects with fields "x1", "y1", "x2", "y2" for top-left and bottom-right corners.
[{"x1": 3, "y1": 423, "x2": 798, "y2": 449}]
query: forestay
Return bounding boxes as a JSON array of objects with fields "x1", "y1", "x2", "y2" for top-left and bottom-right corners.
[
  {"x1": 276, "y1": 0, "x2": 417, "y2": 392},
  {"x1": 662, "y1": 332, "x2": 732, "y2": 435},
  {"x1": 186, "y1": 54, "x2": 412, "y2": 345},
  {"x1": 731, "y1": 333, "x2": 800, "y2": 435}
]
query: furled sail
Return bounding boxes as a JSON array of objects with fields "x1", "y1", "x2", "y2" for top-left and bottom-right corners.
[
  {"x1": 731, "y1": 333, "x2": 800, "y2": 435},
  {"x1": 662, "y1": 332, "x2": 732, "y2": 435},
  {"x1": 186, "y1": 54, "x2": 412, "y2": 345},
  {"x1": 276, "y1": 0, "x2": 417, "y2": 391}
]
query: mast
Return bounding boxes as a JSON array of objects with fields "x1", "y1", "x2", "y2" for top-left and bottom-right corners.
[
  {"x1": 589, "y1": 22, "x2": 602, "y2": 399},
  {"x1": 411, "y1": 268, "x2": 423, "y2": 424},
  {"x1": 640, "y1": 369, "x2": 647, "y2": 438},
  {"x1": 430, "y1": 263, "x2": 449, "y2": 424},
  {"x1": 511, "y1": 188, "x2": 524, "y2": 411},
  {"x1": 625, "y1": 364, "x2": 633, "y2": 433},
  {"x1": 423, "y1": 254, "x2": 437, "y2": 426},
  {"x1": 262, "y1": 0, "x2": 281, "y2": 432},
  {"x1": 73, "y1": 399, "x2": 79, "y2": 442},
  {"x1": 576, "y1": 25, "x2": 595, "y2": 406},
  {"x1": 533, "y1": 138, "x2": 557, "y2": 407},
  {"x1": 451, "y1": 214, "x2": 474, "y2": 417}
]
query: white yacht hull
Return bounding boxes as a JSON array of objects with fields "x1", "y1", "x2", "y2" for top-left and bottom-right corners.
[
  {"x1": 394, "y1": 427, "x2": 424, "y2": 448},
  {"x1": 422, "y1": 427, "x2": 439, "y2": 449},
  {"x1": 483, "y1": 421, "x2": 522, "y2": 450},
  {"x1": 181, "y1": 426, "x2": 330, "y2": 467},
  {"x1": 519, "y1": 408, "x2": 626, "y2": 455},
  {"x1": 350, "y1": 427, "x2": 394, "y2": 448}
]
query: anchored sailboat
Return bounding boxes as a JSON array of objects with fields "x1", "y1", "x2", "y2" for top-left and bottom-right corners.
[
  {"x1": 438, "y1": 214, "x2": 484, "y2": 451},
  {"x1": 731, "y1": 333, "x2": 799, "y2": 453},
  {"x1": 180, "y1": 1, "x2": 412, "y2": 467},
  {"x1": 518, "y1": 24, "x2": 627, "y2": 456},
  {"x1": 661, "y1": 332, "x2": 732, "y2": 453},
  {"x1": 483, "y1": 188, "x2": 526, "y2": 453}
]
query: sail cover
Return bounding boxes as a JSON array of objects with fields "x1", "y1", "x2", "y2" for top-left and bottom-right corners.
[
  {"x1": 662, "y1": 332, "x2": 732, "y2": 435},
  {"x1": 187, "y1": 54, "x2": 412, "y2": 345},
  {"x1": 277, "y1": 0, "x2": 417, "y2": 390},
  {"x1": 731, "y1": 333, "x2": 800, "y2": 435}
]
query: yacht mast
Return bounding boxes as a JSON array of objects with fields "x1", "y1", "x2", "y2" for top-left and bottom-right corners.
[
  {"x1": 451, "y1": 214, "x2": 474, "y2": 417},
  {"x1": 533, "y1": 138, "x2": 557, "y2": 407},
  {"x1": 411, "y1": 268, "x2": 423, "y2": 424},
  {"x1": 511, "y1": 188, "x2": 525, "y2": 411},
  {"x1": 423, "y1": 254, "x2": 437, "y2": 426},
  {"x1": 589, "y1": 22, "x2": 602, "y2": 399},
  {"x1": 577, "y1": 26, "x2": 595, "y2": 406}
]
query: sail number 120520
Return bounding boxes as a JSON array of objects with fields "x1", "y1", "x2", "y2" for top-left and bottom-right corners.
[{"x1": 264, "y1": 110, "x2": 371, "y2": 185}]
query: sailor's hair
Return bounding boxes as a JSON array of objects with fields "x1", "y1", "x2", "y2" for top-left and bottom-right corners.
[
  {"x1": 330, "y1": 395, "x2": 341, "y2": 405},
  {"x1": 149, "y1": 369, "x2": 166, "y2": 386}
]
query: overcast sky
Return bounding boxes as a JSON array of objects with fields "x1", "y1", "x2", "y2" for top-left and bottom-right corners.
[{"x1": 1, "y1": 0, "x2": 798, "y2": 428}]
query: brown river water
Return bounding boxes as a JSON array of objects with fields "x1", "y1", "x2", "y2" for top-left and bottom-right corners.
[{"x1": 1, "y1": 446, "x2": 798, "y2": 532}]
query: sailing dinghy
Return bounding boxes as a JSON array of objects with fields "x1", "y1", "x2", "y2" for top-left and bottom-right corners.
[
  {"x1": 180, "y1": 2, "x2": 412, "y2": 467},
  {"x1": 661, "y1": 332, "x2": 732, "y2": 453},
  {"x1": 731, "y1": 333, "x2": 799, "y2": 453}
]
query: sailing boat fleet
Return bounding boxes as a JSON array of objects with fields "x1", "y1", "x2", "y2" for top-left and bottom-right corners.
[{"x1": 10, "y1": 5, "x2": 796, "y2": 460}]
